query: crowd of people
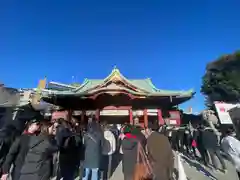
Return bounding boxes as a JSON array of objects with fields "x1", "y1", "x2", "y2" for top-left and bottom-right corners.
[
  {"x1": 164, "y1": 124, "x2": 240, "y2": 179},
  {"x1": 0, "y1": 113, "x2": 239, "y2": 180},
  {"x1": 0, "y1": 114, "x2": 175, "y2": 180}
]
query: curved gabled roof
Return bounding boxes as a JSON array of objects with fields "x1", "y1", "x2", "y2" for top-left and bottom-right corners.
[
  {"x1": 71, "y1": 67, "x2": 194, "y2": 96},
  {"x1": 42, "y1": 67, "x2": 195, "y2": 99}
]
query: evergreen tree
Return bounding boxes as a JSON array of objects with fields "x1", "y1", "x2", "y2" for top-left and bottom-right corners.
[{"x1": 201, "y1": 51, "x2": 240, "y2": 106}]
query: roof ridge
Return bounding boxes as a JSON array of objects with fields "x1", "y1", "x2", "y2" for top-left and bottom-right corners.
[
  {"x1": 85, "y1": 79, "x2": 104, "y2": 81},
  {"x1": 145, "y1": 78, "x2": 195, "y2": 93},
  {"x1": 145, "y1": 78, "x2": 159, "y2": 91},
  {"x1": 48, "y1": 81, "x2": 77, "y2": 88},
  {"x1": 73, "y1": 78, "x2": 90, "y2": 92}
]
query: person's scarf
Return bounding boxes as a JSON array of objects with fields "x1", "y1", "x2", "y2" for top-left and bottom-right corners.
[
  {"x1": 23, "y1": 130, "x2": 39, "y2": 135},
  {"x1": 125, "y1": 133, "x2": 137, "y2": 139}
]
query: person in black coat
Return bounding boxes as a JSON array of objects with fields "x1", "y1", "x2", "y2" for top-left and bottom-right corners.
[
  {"x1": 121, "y1": 125, "x2": 146, "y2": 180},
  {"x1": 0, "y1": 124, "x2": 18, "y2": 174},
  {"x1": 178, "y1": 128, "x2": 185, "y2": 153},
  {"x1": 55, "y1": 119, "x2": 83, "y2": 180},
  {"x1": 191, "y1": 129, "x2": 199, "y2": 158},
  {"x1": 202, "y1": 126, "x2": 226, "y2": 171},
  {"x1": 171, "y1": 127, "x2": 180, "y2": 152},
  {"x1": 18, "y1": 121, "x2": 58, "y2": 180},
  {"x1": 82, "y1": 121, "x2": 104, "y2": 180},
  {"x1": 1, "y1": 119, "x2": 41, "y2": 180},
  {"x1": 1, "y1": 120, "x2": 57, "y2": 180},
  {"x1": 62, "y1": 132, "x2": 83, "y2": 180},
  {"x1": 183, "y1": 127, "x2": 192, "y2": 154},
  {"x1": 55, "y1": 122, "x2": 72, "y2": 179},
  {"x1": 196, "y1": 125, "x2": 209, "y2": 166}
]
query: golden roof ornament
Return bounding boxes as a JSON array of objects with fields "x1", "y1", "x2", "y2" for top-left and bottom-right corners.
[{"x1": 110, "y1": 66, "x2": 121, "y2": 82}]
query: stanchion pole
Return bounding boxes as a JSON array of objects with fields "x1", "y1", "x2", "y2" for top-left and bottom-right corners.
[{"x1": 107, "y1": 154, "x2": 112, "y2": 179}]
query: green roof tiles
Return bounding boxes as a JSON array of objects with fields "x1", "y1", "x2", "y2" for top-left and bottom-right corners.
[
  {"x1": 74, "y1": 79, "x2": 104, "y2": 93},
  {"x1": 44, "y1": 67, "x2": 195, "y2": 97}
]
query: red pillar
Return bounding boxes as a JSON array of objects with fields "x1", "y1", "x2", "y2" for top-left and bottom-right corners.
[
  {"x1": 144, "y1": 109, "x2": 148, "y2": 128},
  {"x1": 67, "y1": 109, "x2": 72, "y2": 122},
  {"x1": 157, "y1": 109, "x2": 164, "y2": 125},
  {"x1": 129, "y1": 109, "x2": 133, "y2": 125},
  {"x1": 81, "y1": 110, "x2": 85, "y2": 123},
  {"x1": 95, "y1": 109, "x2": 100, "y2": 121}
]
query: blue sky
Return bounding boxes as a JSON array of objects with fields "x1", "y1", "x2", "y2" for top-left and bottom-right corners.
[{"x1": 1, "y1": 1, "x2": 240, "y2": 112}]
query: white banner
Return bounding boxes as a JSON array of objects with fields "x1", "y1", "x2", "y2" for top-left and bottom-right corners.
[
  {"x1": 147, "y1": 109, "x2": 158, "y2": 116},
  {"x1": 169, "y1": 120, "x2": 177, "y2": 125},
  {"x1": 133, "y1": 109, "x2": 158, "y2": 116},
  {"x1": 214, "y1": 101, "x2": 240, "y2": 124},
  {"x1": 100, "y1": 110, "x2": 129, "y2": 116}
]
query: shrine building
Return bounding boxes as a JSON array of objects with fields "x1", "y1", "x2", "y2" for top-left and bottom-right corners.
[{"x1": 41, "y1": 67, "x2": 195, "y2": 127}]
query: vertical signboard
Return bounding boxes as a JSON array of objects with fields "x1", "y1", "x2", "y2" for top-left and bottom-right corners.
[
  {"x1": 214, "y1": 101, "x2": 238, "y2": 124},
  {"x1": 32, "y1": 78, "x2": 47, "y2": 104},
  {"x1": 169, "y1": 111, "x2": 181, "y2": 126}
]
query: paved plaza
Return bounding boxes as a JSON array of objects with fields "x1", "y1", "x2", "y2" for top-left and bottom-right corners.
[
  {"x1": 49, "y1": 154, "x2": 238, "y2": 180},
  {"x1": 109, "y1": 157, "x2": 238, "y2": 180},
  {"x1": 51, "y1": 151, "x2": 239, "y2": 180},
  {"x1": 109, "y1": 152, "x2": 239, "y2": 180},
  {"x1": 177, "y1": 154, "x2": 238, "y2": 180}
]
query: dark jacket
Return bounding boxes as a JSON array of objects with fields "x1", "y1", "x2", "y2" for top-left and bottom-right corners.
[
  {"x1": 59, "y1": 132, "x2": 83, "y2": 167},
  {"x1": 2, "y1": 134, "x2": 31, "y2": 180},
  {"x1": 183, "y1": 129, "x2": 192, "y2": 146},
  {"x1": 196, "y1": 128, "x2": 206, "y2": 151},
  {"x1": 83, "y1": 129, "x2": 103, "y2": 169},
  {"x1": 18, "y1": 135, "x2": 58, "y2": 180},
  {"x1": 192, "y1": 130, "x2": 199, "y2": 141},
  {"x1": 177, "y1": 129, "x2": 185, "y2": 143},
  {"x1": 2, "y1": 134, "x2": 58, "y2": 180},
  {"x1": 122, "y1": 133, "x2": 146, "y2": 179},
  {"x1": 202, "y1": 128, "x2": 219, "y2": 150},
  {"x1": 56, "y1": 126, "x2": 83, "y2": 179},
  {"x1": 122, "y1": 137, "x2": 138, "y2": 178},
  {"x1": 0, "y1": 125, "x2": 16, "y2": 168},
  {"x1": 55, "y1": 126, "x2": 72, "y2": 147}
]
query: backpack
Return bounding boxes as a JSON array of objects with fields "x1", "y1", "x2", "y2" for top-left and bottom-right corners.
[
  {"x1": 62, "y1": 134, "x2": 83, "y2": 162},
  {"x1": 102, "y1": 137, "x2": 111, "y2": 155},
  {"x1": 102, "y1": 130, "x2": 116, "y2": 155},
  {"x1": 63, "y1": 134, "x2": 82, "y2": 149}
]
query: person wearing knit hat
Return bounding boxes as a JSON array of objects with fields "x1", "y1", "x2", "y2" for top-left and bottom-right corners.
[
  {"x1": 122, "y1": 125, "x2": 137, "y2": 139},
  {"x1": 23, "y1": 117, "x2": 42, "y2": 135},
  {"x1": 121, "y1": 124, "x2": 146, "y2": 180}
]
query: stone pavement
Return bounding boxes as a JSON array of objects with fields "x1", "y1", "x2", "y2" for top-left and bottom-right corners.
[
  {"x1": 179, "y1": 154, "x2": 238, "y2": 180},
  {"x1": 51, "y1": 152, "x2": 238, "y2": 180},
  {"x1": 109, "y1": 153, "x2": 239, "y2": 180}
]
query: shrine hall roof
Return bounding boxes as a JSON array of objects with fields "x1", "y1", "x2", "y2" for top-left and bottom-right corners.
[{"x1": 43, "y1": 67, "x2": 195, "y2": 98}]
